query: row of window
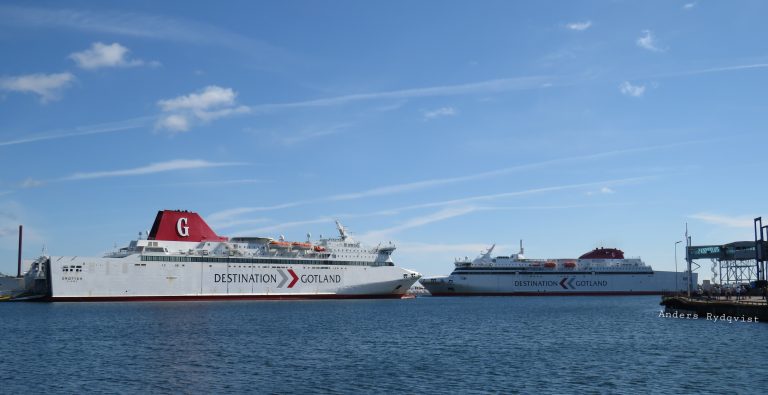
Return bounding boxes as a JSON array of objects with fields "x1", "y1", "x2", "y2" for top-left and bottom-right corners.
[{"x1": 139, "y1": 255, "x2": 392, "y2": 266}]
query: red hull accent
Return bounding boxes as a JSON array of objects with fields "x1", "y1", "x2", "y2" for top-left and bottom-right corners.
[
  {"x1": 46, "y1": 294, "x2": 407, "y2": 302},
  {"x1": 429, "y1": 291, "x2": 664, "y2": 296}
]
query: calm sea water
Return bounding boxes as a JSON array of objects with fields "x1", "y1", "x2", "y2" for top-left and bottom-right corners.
[{"x1": 1, "y1": 296, "x2": 766, "y2": 394}]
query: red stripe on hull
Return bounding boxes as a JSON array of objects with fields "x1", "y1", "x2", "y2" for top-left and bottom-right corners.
[
  {"x1": 46, "y1": 294, "x2": 408, "y2": 302},
  {"x1": 428, "y1": 291, "x2": 666, "y2": 296}
]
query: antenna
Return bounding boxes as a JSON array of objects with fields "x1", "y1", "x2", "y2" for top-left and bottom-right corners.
[{"x1": 519, "y1": 239, "x2": 524, "y2": 255}]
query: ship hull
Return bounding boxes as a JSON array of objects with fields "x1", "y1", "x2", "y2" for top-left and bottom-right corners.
[
  {"x1": 420, "y1": 271, "x2": 697, "y2": 296},
  {"x1": 44, "y1": 255, "x2": 419, "y2": 301}
]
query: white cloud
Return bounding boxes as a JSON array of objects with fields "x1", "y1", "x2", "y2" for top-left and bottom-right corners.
[
  {"x1": 0, "y1": 72, "x2": 75, "y2": 102},
  {"x1": 689, "y1": 213, "x2": 754, "y2": 228},
  {"x1": 683, "y1": 3, "x2": 696, "y2": 10},
  {"x1": 156, "y1": 86, "x2": 250, "y2": 133},
  {"x1": 62, "y1": 159, "x2": 245, "y2": 181},
  {"x1": 159, "y1": 85, "x2": 236, "y2": 111},
  {"x1": 637, "y1": 30, "x2": 663, "y2": 52},
  {"x1": 20, "y1": 178, "x2": 43, "y2": 188},
  {"x1": 619, "y1": 81, "x2": 646, "y2": 97},
  {"x1": 69, "y1": 42, "x2": 154, "y2": 69},
  {"x1": 156, "y1": 114, "x2": 190, "y2": 133},
  {"x1": 423, "y1": 107, "x2": 456, "y2": 120},
  {"x1": 586, "y1": 186, "x2": 615, "y2": 196},
  {"x1": 566, "y1": 21, "x2": 592, "y2": 31}
]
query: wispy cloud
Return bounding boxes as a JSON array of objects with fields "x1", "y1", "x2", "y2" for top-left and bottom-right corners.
[
  {"x1": 389, "y1": 177, "x2": 648, "y2": 211},
  {"x1": 657, "y1": 63, "x2": 768, "y2": 79},
  {"x1": 689, "y1": 213, "x2": 754, "y2": 228},
  {"x1": 233, "y1": 217, "x2": 338, "y2": 236},
  {"x1": 219, "y1": 180, "x2": 646, "y2": 239},
  {"x1": 358, "y1": 206, "x2": 478, "y2": 242},
  {"x1": 210, "y1": 218, "x2": 269, "y2": 230},
  {"x1": 248, "y1": 76, "x2": 552, "y2": 113},
  {"x1": 329, "y1": 143, "x2": 686, "y2": 202},
  {"x1": 619, "y1": 81, "x2": 646, "y2": 97},
  {"x1": 156, "y1": 86, "x2": 250, "y2": 133},
  {"x1": 683, "y1": 2, "x2": 696, "y2": 10},
  {"x1": 566, "y1": 21, "x2": 592, "y2": 31},
  {"x1": 396, "y1": 242, "x2": 510, "y2": 255},
  {"x1": 163, "y1": 179, "x2": 264, "y2": 187},
  {"x1": 0, "y1": 72, "x2": 75, "y2": 102},
  {"x1": 209, "y1": 141, "x2": 696, "y2": 220},
  {"x1": 0, "y1": 5, "x2": 296, "y2": 69},
  {"x1": 277, "y1": 123, "x2": 350, "y2": 145},
  {"x1": 423, "y1": 106, "x2": 456, "y2": 120},
  {"x1": 70, "y1": 42, "x2": 157, "y2": 70},
  {"x1": 0, "y1": 116, "x2": 154, "y2": 148},
  {"x1": 208, "y1": 203, "x2": 313, "y2": 224},
  {"x1": 637, "y1": 30, "x2": 664, "y2": 52},
  {"x1": 62, "y1": 159, "x2": 245, "y2": 181}
]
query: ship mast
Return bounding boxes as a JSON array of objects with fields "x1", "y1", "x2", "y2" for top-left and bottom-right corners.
[{"x1": 335, "y1": 220, "x2": 349, "y2": 241}]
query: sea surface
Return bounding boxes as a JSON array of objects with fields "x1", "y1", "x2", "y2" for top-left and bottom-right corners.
[{"x1": 1, "y1": 296, "x2": 766, "y2": 394}]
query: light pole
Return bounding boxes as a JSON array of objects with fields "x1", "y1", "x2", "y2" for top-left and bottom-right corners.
[{"x1": 675, "y1": 240, "x2": 683, "y2": 294}]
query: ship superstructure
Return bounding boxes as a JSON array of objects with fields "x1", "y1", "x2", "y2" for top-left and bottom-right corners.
[
  {"x1": 420, "y1": 242, "x2": 695, "y2": 296},
  {"x1": 23, "y1": 210, "x2": 420, "y2": 301}
]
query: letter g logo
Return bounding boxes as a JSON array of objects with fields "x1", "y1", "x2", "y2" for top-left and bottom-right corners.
[{"x1": 177, "y1": 217, "x2": 190, "y2": 237}]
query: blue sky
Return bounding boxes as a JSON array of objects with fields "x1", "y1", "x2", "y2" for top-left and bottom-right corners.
[{"x1": 1, "y1": 1, "x2": 766, "y2": 278}]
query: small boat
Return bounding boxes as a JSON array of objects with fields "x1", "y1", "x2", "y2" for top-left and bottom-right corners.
[
  {"x1": 544, "y1": 261, "x2": 557, "y2": 268},
  {"x1": 313, "y1": 245, "x2": 327, "y2": 252},
  {"x1": 564, "y1": 261, "x2": 577, "y2": 268},
  {"x1": 291, "y1": 242, "x2": 312, "y2": 250},
  {"x1": 269, "y1": 241, "x2": 292, "y2": 249}
]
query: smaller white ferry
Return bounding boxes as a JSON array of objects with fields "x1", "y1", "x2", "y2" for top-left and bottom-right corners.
[{"x1": 420, "y1": 242, "x2": 695, "y2": 296}]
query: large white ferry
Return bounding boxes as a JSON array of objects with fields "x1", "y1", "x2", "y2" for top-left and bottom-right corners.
[
  {"x1": 22, "y1": 210, "x2": 421, "y2": 301},
  {"x1": 420, "y1": 243, "x2": 696, "y2": 296}
]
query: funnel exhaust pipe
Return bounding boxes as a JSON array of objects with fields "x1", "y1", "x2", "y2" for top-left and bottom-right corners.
[{"x1": 17, "y1": 225, "x2": 22, "y2": 278}]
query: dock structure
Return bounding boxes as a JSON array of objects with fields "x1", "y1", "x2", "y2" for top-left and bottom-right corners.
[
  {"x1": 661, "y1": 295, "x2": 767, "y2": 322},
  {"x1": 683, "y1": 217, "x2": 768, "y2": 296},
  {"x1": 661, "y1": 216, "x2": 768, "y2": 322}
]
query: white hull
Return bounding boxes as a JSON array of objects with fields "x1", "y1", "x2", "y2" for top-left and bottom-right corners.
[
  {"x1": 46, "y1": 255, "x2": 420, "y2": 300},
  {"x1": 420, "y1": 271, "x2": 697, "y2": 295}
]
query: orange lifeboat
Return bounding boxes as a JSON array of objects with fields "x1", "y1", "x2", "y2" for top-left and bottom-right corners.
[
  {"x1": 292, "y1": 242, "x2": 312, "y2": 250},
  {"x1": 544, "y1": 261, "x2": 557, "y2": 268},
  {"x1": 313, "y1": 245, "x2": 327, "y2": 252},
  {"x1": 564, "y1": 261, "x2": 577, "y2": 268},
  {"x1": 269, "y1": 241, "x2": 291, "y2": 249}
]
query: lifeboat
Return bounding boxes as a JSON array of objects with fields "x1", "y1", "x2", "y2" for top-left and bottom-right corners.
[
  {"x1": 269, "y1": 241, "x2": 292, "y2": 249},
  {"x1": 313, "y1": 245, "x2": 327, "y2": 252},
  {"x1": 564, "y1": 261, "x2": 577, "y2": 268},
  {"x1": 544, "y1": 261, "x2": 557, "y2": 268},
  {"x1": 291, "y1": 242, "x2": 312, "y2": 250}
]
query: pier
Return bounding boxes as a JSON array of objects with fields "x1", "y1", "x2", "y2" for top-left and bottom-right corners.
[
  {"x1": 661, "y1": 216, "x2": 768, "y2": 322},
  {"x1": 661, "y1": 295, "x2": 767, "y2": 322}
]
